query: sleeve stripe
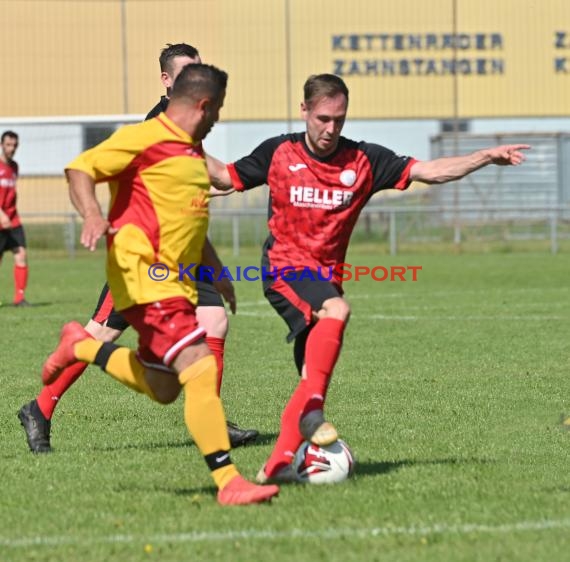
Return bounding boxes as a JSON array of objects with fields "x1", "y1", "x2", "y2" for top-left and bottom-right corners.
[
  {"x1": 394, "y1": 158, "x2": 418, "y2": 190},
  {"x1": 227, "y1": 163, "x2": 245, "y2": 191}
]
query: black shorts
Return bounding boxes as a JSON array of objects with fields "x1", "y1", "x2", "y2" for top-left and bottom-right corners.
[
  {"x1": 91, "y1": 282, "x2": 131, "y2": 331},
  {"x1": 263, "y1": 272, "x2": 342, "y2": 342},
  {"x1": 0, "y1": 225, "x2": 26, "y2": 255},
  {"x1": 91, "y1": 277, "x2": 224, "y2": 332},
  {"x1": 195, "y1": 271, "x2": 224, "y2": 308}
]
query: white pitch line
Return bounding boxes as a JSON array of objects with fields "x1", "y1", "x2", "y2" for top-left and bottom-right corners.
[
  {"x1": 237, "y1": 311, "x2": 280, "y2": 317},
  {"x1": 2, "y1": 518, "x2": 570, "y2": 549},
  {"x1": 239, "y1": 286, "x2": 570, "y2": 306},
  {"x1": 368, "y1": 314, "x2": 565, "y2": 321},
  {"x1": 235, "y1": 311, "x2": 566, "y2": 321},
  {"x1": 236, "y1": 300, "x2": 271, "y2": 308},
  {"x1": 341, "y1": 287, "x2": 570, "y2": 300},
  {"x1": 6, "y1": 310, "x2": 563, "y2": 322}
]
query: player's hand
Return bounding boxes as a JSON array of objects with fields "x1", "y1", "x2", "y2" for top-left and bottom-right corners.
[
  {"x1": 81, "y1": 215, "x2": 112, "y2": 251},
  {"x1": 213, "y1": 277, "x2": 237, "y2": 314},
  {"x1": 488, "y1": 144, "x2": 530, "y2": 166}
]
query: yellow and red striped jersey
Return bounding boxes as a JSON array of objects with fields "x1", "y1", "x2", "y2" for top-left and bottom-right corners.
[{"x1": 66, "y1": 113, "x2": 209, "y2": 310}]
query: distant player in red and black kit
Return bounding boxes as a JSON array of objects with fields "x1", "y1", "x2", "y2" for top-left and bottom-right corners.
[
  {"x1": 18, "y1": 44, "x2": 258, "y2": 453},
  {"x1": 0, "y1": 130, "x2": 30, "y2": 306},
  {"x1": 207, "y1": 73, "x2": 530, "y2": 483}
]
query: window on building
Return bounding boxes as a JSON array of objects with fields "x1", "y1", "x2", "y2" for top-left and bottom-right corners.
[
  {"x1": 440, "y1": 119, "x2": 470, "y2": 133},
  {"x1": 83, "y1": 125, "x2": 116, "y2": 150}
]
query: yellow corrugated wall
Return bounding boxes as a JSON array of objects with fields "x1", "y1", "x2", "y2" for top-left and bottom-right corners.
[{"x1": 1, "y1": 0, "x2": 568, "y2": 119}]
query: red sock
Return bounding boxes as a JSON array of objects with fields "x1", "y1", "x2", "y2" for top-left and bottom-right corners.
[
  {"x1": 206, "y1": 336, "x2": 225, "y2": 396},
  {"x1": 13, "y1": 264, "x2": 28, "y2": 303},
  {"x1": 264, "y1": 318, "x2": 346, "y2": 477},
  {"x1": 264, "y1": 387, "x2": 306, "y2": 476},
  {"x1": 36, "y1": 361, "x2": 89, "y2": 420},
  {"x1": 301, "y1": 317, "x2": 345, "y2": 416}
]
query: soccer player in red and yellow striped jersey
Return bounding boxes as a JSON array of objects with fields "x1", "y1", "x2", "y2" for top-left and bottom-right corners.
[
  {"x1": 18, "y1": 43, "x2": 256, "y2": 452},
  {"x1": 41, "y1": 63, "x2": 278, "y2": 506}
]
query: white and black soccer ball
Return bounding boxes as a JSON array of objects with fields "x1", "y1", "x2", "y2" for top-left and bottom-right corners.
[{"x1": 293, "y1": 440, "x2": 355, "y2": 484}]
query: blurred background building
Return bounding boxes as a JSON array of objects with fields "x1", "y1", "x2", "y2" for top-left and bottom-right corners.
[{"x1": 1, "y1": 0, "x2": 568, "y2": 253}]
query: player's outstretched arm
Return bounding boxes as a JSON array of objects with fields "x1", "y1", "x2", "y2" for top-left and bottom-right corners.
[
  {"x1": 410, "y1": 144, "x2": 531, "y2": 184},
  {"x1": 203, "y1": 151, "x2": 234, "y2": 196},
  {"x1": 206, "y1": 154, "x2": 234, "y2": 190},
  {"x1": 65, "y1": 168, "x2": 109, "y2": 251},
  {"x1": 209, "y1": 185, "x2": 235, "y2": 197}
]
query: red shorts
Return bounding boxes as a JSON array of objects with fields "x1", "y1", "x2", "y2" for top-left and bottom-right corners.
[{"x1": 120, "y1": 297, "x2": 206, "y2": 369}]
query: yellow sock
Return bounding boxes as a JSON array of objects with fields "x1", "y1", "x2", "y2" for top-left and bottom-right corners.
[
  {"x1": 105, "y1": 348, "x2": 157, "y2": 397},
  {"x1": 74, "y1": 339, "x2": 103, "y2": 363},
  {"x1": 179, "y1": 355, "x2": 238, "y2": 489},
  {"x1": 75, "y1": 340, "x2": 156, "y2": 399},
  {"x1": 211, "y1": 465, "x2": 238, "y2": 490}
]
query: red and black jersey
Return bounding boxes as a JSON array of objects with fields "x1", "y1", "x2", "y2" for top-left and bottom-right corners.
[
  {"x1": 0, "y1": 158, "x2": 20, "y2": 229},
  {"x1": 227, "y1": 133, "x2": 417, "y2": 285}
]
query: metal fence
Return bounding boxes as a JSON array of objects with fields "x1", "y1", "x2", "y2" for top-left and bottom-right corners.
[
  {"x1": 209, "y1": 205, "x2": 570, "y2": 256},
  {"x1": 24, "y1": 204, "x2": 569, "y2": 257}
]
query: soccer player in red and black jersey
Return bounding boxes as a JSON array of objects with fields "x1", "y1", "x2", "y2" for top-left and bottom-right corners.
[
  {"x1": 207, "y1": 73, "x2": 530, "y2": 483},
  {"x1": 18, "y1": 44, "x2": 258, "y2": 453},
  {"x1": 0, "y1": 130, "x2": 30, "y2": 306}
]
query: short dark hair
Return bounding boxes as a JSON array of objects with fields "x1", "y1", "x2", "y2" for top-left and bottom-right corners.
[
  {"x1": 303, "y1": 74, "x2": 349, "y2": 108},
  {"x1": 159, "y1": 43, "x2": 200, "y2": 74},
  {"x1": 1, "y1": 130, "x2": 18, "y2": 143},
  {"x1": 170, "y1": 63, "x2": 228, "y2": 103}
]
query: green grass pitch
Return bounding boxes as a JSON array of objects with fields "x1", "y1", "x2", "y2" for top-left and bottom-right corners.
[{"x1": 0, "y1": 248, "x2": 569, "y2": 561}]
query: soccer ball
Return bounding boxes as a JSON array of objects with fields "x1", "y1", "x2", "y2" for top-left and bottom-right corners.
[{"x1": 293, "y1": 440, "x2": 355, "y2": 484}]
